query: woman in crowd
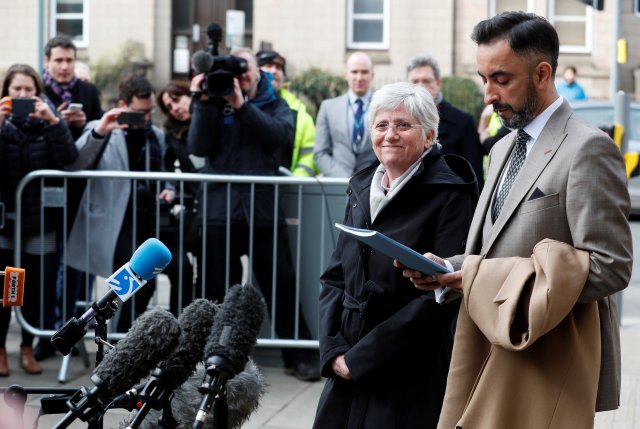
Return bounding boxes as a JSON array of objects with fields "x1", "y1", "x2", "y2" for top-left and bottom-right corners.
[
  {"x1": 313, "y1": 82, "x2": 477, "y2": 429},
  {"x1": 0, "y1": 64, "x2": 77, "y2": 375},
  {"x1": 156, "y1": 81, "x2": 204, "y2": 316}
]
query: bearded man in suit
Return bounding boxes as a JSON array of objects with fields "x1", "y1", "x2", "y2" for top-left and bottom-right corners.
[{"x1": 403, "y1": 11, "x2": 632, "y2": 428}]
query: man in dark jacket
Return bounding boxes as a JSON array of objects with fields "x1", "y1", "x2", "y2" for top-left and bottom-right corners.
[
  {"x1": 36, "y1": 35, "x2": 104, "y2": 360},
  {"x1": 43, "y1": 35, "x2": 103, "y2": 140},
  {"x1": 406, "y1": 53, "x2": 485, "y2": 189},
  {"x1": 188, "y1": 48, "x2": 320, "y2": 381}
]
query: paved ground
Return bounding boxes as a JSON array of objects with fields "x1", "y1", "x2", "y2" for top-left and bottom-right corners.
[
  {"x1": 0, "y1": 311, "x2": 639, "y2": 428},
  {"x1": 3, "y1": 222, "x2": 640, "y2": 428}
]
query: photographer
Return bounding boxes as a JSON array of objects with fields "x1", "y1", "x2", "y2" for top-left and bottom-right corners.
[
  {"x1": 0, "y1": 64, "x2": 77, "y2": 375},
  {"x1": 65, "y1": 75, "x2": 174, "y2": 333},
  {"x1": 188, "y1": 47, "x2": 320, "y2": 381}
]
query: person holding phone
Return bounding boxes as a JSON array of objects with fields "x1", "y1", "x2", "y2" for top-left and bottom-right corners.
[
  {"x1": 65, "y1": 74, "x2": 174, "y2": 334},
  {"x1": 43, "y1": 35, "x2": 102, "y2": 140},
  {"x1": 37, "y1": 35, "x2": 104, "y2": 361},
  {"x1": 0, "y1": 64, "x2": 77, "y2": 376}
]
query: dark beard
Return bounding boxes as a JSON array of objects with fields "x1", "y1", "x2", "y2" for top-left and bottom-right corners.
[{"x1": 495, "y1": 79, "x2": 539, "y2": 129}]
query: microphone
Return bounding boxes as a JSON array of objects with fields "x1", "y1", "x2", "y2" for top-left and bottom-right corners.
[
  {"x1": 193, "y1": 284, "x2": 267, "y2": 429},
  {"x1": 1, "y1": 266, "x2": 25, "y2": 306},
  {"x1": 118, "y1": 360, "x2": 266, "y2": 429},
  {"x1": 52, "y1": 238, "x2": 172, "y2": 355},
  {"x1": 123, "y1": 299, "x2": 217, "y2": 428},
  {"x1": 53, "y1": 307, "x2": 181, "y2": 429},
  {"x1": 206, "y1": 23, "x2": 223, "y2": 44},
  {"x1": 191, "y1": 50, "x2": 214, "y2": 75}
]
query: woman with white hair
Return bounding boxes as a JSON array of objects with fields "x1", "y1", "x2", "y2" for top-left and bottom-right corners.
[{"x1": 313, "y1": 82, "x2": 478, "y2": 429}]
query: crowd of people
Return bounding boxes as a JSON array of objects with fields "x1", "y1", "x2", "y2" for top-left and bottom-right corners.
[{"x1": 0, "y1": 10, "x2": 629, "y2": 429}]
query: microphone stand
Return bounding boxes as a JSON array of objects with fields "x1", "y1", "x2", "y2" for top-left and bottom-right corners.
[
  {"x1": 193, "y1": 356, "x2": 233, "y2": 429},
  {"x1": 94, "y1": 312, "x2": 110, "y2": 367},
  {"x1": 123, "y1": 369, "x2": 175, "y2": 429},
  {"x1": 158, "y1": 402, "x2": 179, "y2": 429},
  {"x1": 48, "y1": 299, "x2": 120, "y2": 429},
  {"x1": 212, "y1": 394, "x2": 228, "y2": 429}
]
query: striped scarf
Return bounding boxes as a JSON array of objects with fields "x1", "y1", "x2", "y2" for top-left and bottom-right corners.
[{"x1": 42, "y1": 69, "x2": 78, "y2": 104}]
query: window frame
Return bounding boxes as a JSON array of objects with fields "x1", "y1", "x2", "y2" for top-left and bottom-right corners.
[
  {"x1": 346, "y1": 0, "x2": 390, "y2": 50},
  {"x1": 50, "y1": 0, "x2": 90, "y2": 48},
  {"x1": 548, "y1": 0, "x2": 592, "y2": 54},
  {"x1": 489, "y1": 0, "x2": 534, "y2": 17}
]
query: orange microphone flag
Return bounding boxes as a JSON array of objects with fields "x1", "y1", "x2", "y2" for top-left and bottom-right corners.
[{"x1": 2, "y1": 266, "x2": 25, "y2": 306}]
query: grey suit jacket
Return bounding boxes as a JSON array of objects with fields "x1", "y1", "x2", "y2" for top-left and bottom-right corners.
[
  {"x1": 66, "y1": 121, "x2": 167, "y2": 277},
  {"x1": 313, "y1": 93, "x2": 378, "y2": 177},
  {"x1": 449, "y1": 99, "x2": 632, "y2": 412}
]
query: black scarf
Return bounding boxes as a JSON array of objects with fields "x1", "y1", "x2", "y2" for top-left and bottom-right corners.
[{"x1": 124, "y1": 123, "x2": 162, "y2": 172}]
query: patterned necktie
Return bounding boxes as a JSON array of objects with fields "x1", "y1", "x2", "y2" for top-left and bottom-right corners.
[
  {"x1": 352, "y1": 98, "x2": 364, "y2": 154},
  {"x1": 491, "y1": 129, "x2": 529, "y2": 222}
]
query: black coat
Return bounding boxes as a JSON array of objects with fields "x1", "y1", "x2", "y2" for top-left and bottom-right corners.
[
  {"x1": 0, "y1": 113, "x2": 77, "y2": 237},
  {"x1": 437, "y1": 99, "x2": 484, "y2": 189},
  {"x1": 187, "y1": 71, "x2": 294, "y2": 226},
  {"x1": 314, "y1": 148, "x2": 477, "y2": 429},
  {"x1": 44, "y1": 79, "x2": 103, "y2": 140}
]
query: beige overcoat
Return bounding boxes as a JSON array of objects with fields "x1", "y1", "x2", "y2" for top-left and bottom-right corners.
[{"x1": 438, "y1": 239, "x2": 599, "y2": 429}]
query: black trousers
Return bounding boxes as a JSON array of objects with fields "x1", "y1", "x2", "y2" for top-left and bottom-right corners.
[
  {"x1": 160, "y1": 224, "x2": 198, "y2": 317},
  {"x1": 113, "y1": 213, "x2": 156, "y2": 333},
  {"x1": 202, "y1": 224, "x2": 315, "y2": 367},
  {"x1": 0, "y1": 249, "x2": 58, "y2": 348}
]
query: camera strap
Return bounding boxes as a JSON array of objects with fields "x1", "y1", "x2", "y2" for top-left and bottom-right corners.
[{"x1": 91, "y1": 131, "x2": 111, "y2": 170}]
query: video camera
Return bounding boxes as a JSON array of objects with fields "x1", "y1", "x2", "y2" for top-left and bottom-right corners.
[{"x1": 191, "y1": 23, "x2": 248, "y2": 98}]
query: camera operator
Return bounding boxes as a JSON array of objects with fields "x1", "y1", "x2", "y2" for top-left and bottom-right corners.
[{"x1": 188, "y1": 47, "x2": 320, "y2": 381}]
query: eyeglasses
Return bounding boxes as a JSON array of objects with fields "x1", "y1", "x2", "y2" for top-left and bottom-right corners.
[{"x1": 372, "y1": 122, "x2": 422, "y2": 133}]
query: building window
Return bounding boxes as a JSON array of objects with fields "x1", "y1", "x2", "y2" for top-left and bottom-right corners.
[
  {"x1": 347, "y1": 0, "x2": 389, "y2": 50},
  {"x1": 489, "y1": 0, "x2": 534, "y2": 16},
  {"x1": 50, "y1": 0, "x2": 89, "y2": 48},
  {"x1": 489, "y1": 1, "x2": 591, "y2": 54},
  {"x1": 549, "y1": 0, "x2": 591, "y2": 54}
]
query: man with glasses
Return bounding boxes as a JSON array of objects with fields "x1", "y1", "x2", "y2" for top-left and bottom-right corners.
[
  {"x1": 406, "y1": 53, "x2": 484, "y2": 189},
  {"x1": 314, "y1": 51, "x2": 378, "y2": 177},
  {"x1": 65, "y1": 74, "x2": 175, "y2": 333}
]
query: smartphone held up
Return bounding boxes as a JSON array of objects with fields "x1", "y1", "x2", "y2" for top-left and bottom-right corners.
[
  {"x1": 117, "y1": 111, "x2": 146, "y2": 129},
  {"x1": 12, "y1": 98, "x2": 36, "y2": 117},
  {"x1": 0, "y1": 96, "x2": 35, "y2": 118}
]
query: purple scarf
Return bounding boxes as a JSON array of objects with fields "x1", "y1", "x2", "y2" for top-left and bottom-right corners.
[{"x1": 42, "y1": 69, "x2": 78, "y2": 104}]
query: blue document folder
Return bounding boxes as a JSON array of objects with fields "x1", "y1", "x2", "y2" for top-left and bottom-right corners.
[{"x1": 334, "y1": 223, "x2": 451, "y2": 276}]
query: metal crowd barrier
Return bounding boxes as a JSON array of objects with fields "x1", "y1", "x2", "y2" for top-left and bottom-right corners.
[{"x1": 12, "y1": 170, "x2": 349, "y2": 380}]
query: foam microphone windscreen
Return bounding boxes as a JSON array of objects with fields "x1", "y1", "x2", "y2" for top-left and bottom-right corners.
[
  {"x1": 93, "y1": 307, "x2": 181, "y2": 397},
  {"x1": 191, "y1": 50, "x2": 214, "y2": 75},
  {"x1": 157, "y1": 299, "x2": 216, "y2": 389},
  {"x1": 128, "y1": 238, "x2": 172, "y2": 281},
  {"x1": 121, "y1": 360, "x2": 266, "y2": 429},
  {"x1": 203, "y1": 284, "x2": 267, "y2": 375},
  {"x1": 2, "y1": 266, "x2": 25, "y2": 306}
]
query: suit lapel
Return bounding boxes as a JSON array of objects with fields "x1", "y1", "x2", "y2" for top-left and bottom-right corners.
[
  {"x1": 465, "y1": 130, "x2": 515, "y2": 254},
  {"x1": 335, "y1": 94, "x2": 351, "y2": 143},
  {"x1": 481, "y1": 101, "x2": 571, "y2": 253}
]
